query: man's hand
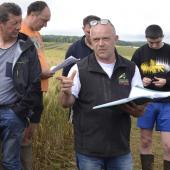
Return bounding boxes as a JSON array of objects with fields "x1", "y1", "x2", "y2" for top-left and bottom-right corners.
[
  {"x1": 57, "y1": 70, "x2": 76, "y2": 96},
  {"x1": 152, "y1": 77, "x2": 166, "y2": 88},
  {"x1": 56, "y1": 71, "x2": 76, "y2": 107},
  {"x1": 22, "y1": 123, "x2": 38, "y2": 145},
  {"x1": 143, "y1": 77, "x2": 152, "y2": 87},
  {"x1": 120, "y1": 102, "x2": 146, "y2": 117},
  {"x1": 41, "y1": 70, "x2": 54, "y2": 79}
]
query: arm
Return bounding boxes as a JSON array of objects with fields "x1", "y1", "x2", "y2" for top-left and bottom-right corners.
[
  {"x1": 22, "y1": 123, "x2": 39, "y2": 145},
  {"x1": 59, "y1": 90, "x2": 75, "y2": 108},
  {"x1": 28, "y1": 46, "x2": 43, "y2": 123},
  {"x1": 22, "y1": 46, "x2": 42, "y2": 140},
  {"x1": 131, "y1": 66, "x2": 143, "y2": 87},
  {"x1": 12, "y1": 46, "x2": 43, "y2": 123},
  {"x1": 122, "y1": 65, "x2": 145, "y2": 117},
  {"x1": 41, "y1": 70, "x2": 54, "y2": 79}
]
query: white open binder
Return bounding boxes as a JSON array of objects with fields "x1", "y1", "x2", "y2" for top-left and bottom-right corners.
[{"x1": 93, "y1": 86, "x2": 170, "y2": 109}]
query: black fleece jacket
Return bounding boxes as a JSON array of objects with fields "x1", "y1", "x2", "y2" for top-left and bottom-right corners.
[{"x1": 11, "y1": 33, "x2": 43, "y2": 123}]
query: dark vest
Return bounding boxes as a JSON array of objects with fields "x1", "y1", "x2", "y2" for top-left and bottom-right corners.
[{"x1": 73, "y1": 53, "x2": 136, "y2": 157}]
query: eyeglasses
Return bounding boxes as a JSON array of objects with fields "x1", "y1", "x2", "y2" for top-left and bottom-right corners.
[{"x1": 89, "y1": 19, "x2": 111, "y2": 26}]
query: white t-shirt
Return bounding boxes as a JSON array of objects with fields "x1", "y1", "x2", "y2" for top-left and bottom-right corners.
[{"x1": 68, "y1": 61, "x2": 143, "y2": 98}]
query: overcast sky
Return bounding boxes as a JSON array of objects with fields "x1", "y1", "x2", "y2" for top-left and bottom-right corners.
[{"x1": 1, "y1": 0, "x2": 170, "y2": 42}]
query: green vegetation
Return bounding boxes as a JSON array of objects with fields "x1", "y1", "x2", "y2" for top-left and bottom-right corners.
[
  {"x1": 32, "y1": 43, "x2": 163, "y2": 170},
  {"x1": 42, "y1": 35, "x2": 145, "y2": 47},
  {"x1": 116, "y1": 45, "x2": 137, "y2": 59},
  {"x1": 42, "y1": 35, "x2": 80, "y2": 43}
]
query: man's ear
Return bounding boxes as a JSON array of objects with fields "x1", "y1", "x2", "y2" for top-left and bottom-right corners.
[
  {"x1": 0, "y1": 21, "x2": 4, "y2": 29},
  {"x1": 30, "y1": 11, "x2": 37, "y2": 17}
]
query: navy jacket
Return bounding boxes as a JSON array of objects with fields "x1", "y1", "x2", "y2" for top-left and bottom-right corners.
[{"x1": 62, "y1": 36, "x2": 93, "y2": 76}]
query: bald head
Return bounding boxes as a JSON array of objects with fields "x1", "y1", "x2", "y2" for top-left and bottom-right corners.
[
  {"x1": 24, "y1": 1, "x2": 51, "y2": 31},
  {"x1": 90, "y1": 23, "x2": 116, "y2": 37},
  {"x1": 90, "y1": 22, "x2": 118, "y2": 63}
]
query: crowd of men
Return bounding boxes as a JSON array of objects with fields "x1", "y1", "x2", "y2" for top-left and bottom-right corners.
[{"x1": 0, "y1": 1, "x2": 170, "y2": 170}]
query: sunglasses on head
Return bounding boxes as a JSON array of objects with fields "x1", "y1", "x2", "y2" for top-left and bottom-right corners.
[{"x1": 90, "y1": 19, "x2": 111, "y2": 26}]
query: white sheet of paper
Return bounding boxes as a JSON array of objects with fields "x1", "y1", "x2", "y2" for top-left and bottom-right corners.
[
  {"x1": 50, "y1": 56, "x2": 80, "y2": 73},
  {"x1": 93, "y1": 86, "x2": 170, "y2": 109}
]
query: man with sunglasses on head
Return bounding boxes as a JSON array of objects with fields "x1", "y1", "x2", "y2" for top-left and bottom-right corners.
[
  {"x1": 20, "y1": 1, "x2": 53, "y2": 170},
  {"x1": 131, "y1": 25, "x2": 170, "y2": 170},
  {"x1": 57, "y1": 19, "x2": 144, "y2": 170},
  {"x1": 62, "y1": 15, "x2": 101, "y2": 76}
]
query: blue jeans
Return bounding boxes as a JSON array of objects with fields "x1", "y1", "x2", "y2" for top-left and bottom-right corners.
[
  {"x1": 76, "y1": 152, "x2": 133, "y2": 170},
  {"x1": 0, "y1": 107, "x2": 25, "y2": 170}
]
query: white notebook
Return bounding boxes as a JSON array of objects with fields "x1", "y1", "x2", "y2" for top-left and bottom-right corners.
[{"x1": 93, "y1": 86, "x2": 170, "y2": 109}]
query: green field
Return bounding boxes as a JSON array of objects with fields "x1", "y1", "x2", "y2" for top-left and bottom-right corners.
[{"x1": 32, "y1": 43, "x2": 163, "y2": 170}]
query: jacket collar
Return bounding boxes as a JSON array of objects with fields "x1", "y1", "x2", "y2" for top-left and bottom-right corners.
[
  {"x1": 81, "y1": 35, "x2": 90, "y2": 49},
  {"x1": 12, "y1": 33, "x2": 34, "y2": 70},
  {"x1": 17, "y1": 32, "x2": 34, "y2": 52}
]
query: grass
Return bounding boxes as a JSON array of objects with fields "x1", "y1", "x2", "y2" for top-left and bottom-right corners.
[
  {"x1": 31, "y1": 43, "x2": 164, "y2": 170},
  {"x1": 116, "y1": 45, "x2": 137, "y2": 60}
]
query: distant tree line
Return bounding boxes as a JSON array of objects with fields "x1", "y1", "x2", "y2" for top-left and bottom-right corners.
[
  {"x1": 118, "y1": 40, "x2": 145, "y2": 47},
  {"x1": 42, "y1": 35, "x2": 80, "y2": 43},
  {"x1": 42, "y1": 35, "x2": 145, "y2": 47}
]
